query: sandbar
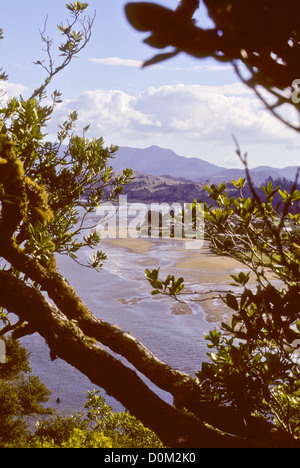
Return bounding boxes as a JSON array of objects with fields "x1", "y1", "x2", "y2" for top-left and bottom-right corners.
[
  {"x1": 101, "y1": 237, "x2": 246, "y2": 322},
  {"x1": 175, "y1": 245, "x2": 243, "y2": 272},
  {"x1": 102, "y1": 237, "x2": 156, "y2": 254}
]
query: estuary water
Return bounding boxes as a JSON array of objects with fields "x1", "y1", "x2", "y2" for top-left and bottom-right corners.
[{"x1": 20, "y1": 236, "x2": 243, "y2": 414}]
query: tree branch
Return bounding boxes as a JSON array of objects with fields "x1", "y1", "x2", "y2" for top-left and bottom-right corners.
[
  {"x1": 1, "y1": 112, "x2": 298, "y2": 447},
  {"x1": 0, "y1": 269, "x2": 263, "y2": 448},
  {"x1": 30, "y1": 9, "x2": 96, "y2": 100},
  {"x1": 1, "y1": 237, "x2": 297, "y2": 446}
]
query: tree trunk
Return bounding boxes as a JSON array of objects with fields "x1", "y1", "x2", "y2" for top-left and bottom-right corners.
[
  {"x1": 0, "y1": 139, "x2": 298, "y2": 447},
  {"x1": 0, "y1": 270, "x2": 265, "y2": 448},
  {"x1": 0, "y1": 245, "x2": 296, "y2": 447}
]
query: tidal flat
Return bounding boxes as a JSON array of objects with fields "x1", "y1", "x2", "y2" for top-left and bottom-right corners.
[{"x1": 21, "y1": 237, "x2": 245, "y2": 413}]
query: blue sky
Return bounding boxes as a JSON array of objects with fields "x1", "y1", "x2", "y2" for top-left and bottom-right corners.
[{"x1": 1, "y1": 0, "x2": 299, "y2": 168}]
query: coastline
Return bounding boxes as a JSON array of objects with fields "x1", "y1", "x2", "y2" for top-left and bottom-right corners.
[
  {"x1": 101, "y1": 237, "x2": 245, "y2": 322},
  {"x1": 23, "y1": 236, "x2": 244, "y2": 414},
  {"x1": 101, "y1": 237, "x2": 156, "y2": 254}
]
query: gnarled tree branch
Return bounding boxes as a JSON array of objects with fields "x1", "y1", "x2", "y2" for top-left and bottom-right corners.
[
  {"x1": 0, "y1": 133, "x2": 299, "y2": 447},
  {"x1": 0, "y1": 269, "x2": 262, "y2": 448}
]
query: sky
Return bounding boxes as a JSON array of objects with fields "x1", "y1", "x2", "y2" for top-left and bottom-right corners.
[{"x1": 0, "y1": 0, "x2": 299, "y2": 169}]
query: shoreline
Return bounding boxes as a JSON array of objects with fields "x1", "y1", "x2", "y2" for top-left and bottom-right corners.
[
  {"x1": 101, "y1": 237, "x2": 157, "y2": 254},
  {"x1": 101, "y1": 237, "x2": 245, "y2": 322}
]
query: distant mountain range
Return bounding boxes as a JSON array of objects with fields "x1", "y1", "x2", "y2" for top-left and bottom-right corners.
[{"x1": 113, "y1": 146, "x2": 299, "y2": 186}]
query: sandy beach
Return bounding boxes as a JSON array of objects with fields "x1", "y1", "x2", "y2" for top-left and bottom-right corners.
[
  {"x1": 101, "y1": 237, "x2": 246, "y2": 323},
  {"x1": 22, "y1": 235, "x2": 247, "y2": 414},
  {"x1": 102, "y1": 237, "x2": 156, "y2": 254}
]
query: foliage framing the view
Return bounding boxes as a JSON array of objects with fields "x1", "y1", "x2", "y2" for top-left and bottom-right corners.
[
  {"x1": 0, "y1": 1, "x2": 300, "y2": 448},
  {"x1": 146, "y1": 146, "x2": 300, "y2": 437},
  {"x1": 0, "y1": 339, "x2": 163, "y2": 448},
  {"x1": 0, "y1": 2, "x2": 133, "y2": 276},
  {"x1": 125, "y1": 0, "x2": 300, "y2": 131}
]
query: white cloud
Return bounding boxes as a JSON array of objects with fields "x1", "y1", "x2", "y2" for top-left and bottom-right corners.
[
  {"x1": 49, "y1": 83, "x2": 299, "y2": 153},
  {"x1": 0, "y1": 81, "x2": 28, "y2": 99},
  {"x1": 172, "y1": 64, "x2": 233, "y2": 72},
  {"x1": 90, "y1": 57, "x2": 143, "y2": 68}
]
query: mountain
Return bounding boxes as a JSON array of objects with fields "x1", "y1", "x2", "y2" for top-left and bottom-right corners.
[
  {"x1": 113, "y1": 146, "x2": 221, "y2": 180},
  {"x1": 208, "y1": 167, "x2": 284, "y2": 186},
  {"x1": 113, "y1": 146, "x2": 299, "y2": 186}
]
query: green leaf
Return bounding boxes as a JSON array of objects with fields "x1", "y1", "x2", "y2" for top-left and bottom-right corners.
[
  {"x1": 225, "y1": 293, "x2": 239, "y2": 311},
  {"x1": 243, "y1": 198, "x2": 252, "y2": 211},
  {"x1": 151, "y1": 290, "x2": 160, "y2": 296},
  {"x1": 230, "y1": 271, "x2": 251, "y2": 286}
]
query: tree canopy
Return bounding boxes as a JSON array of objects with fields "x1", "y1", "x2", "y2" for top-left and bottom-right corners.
[
  {"x1": 125, "y1": 0, "x2": 300, "y2": 131},
  {"x1": 0, "y1": 1, "x2": 299, "y2": 448}
]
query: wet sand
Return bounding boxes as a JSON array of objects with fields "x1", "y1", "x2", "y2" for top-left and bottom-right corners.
[
  {"x1": 102, "y1": 237, "x2": 246, "y2": 323},
  {"x1": 175, "y1": 247, "x2": 242, "y2": 272},
  {"x1": 103, "y1": 237, "x2": 244, "y2": 281},
  {"x1": 102, "y1": 237, "x2": 156, "y2": 254},
  {"x1": 23, "y1": 236, "x2": 245, "y2": 414}
]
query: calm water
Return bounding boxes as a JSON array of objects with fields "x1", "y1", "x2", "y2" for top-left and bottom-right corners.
[{"x1": 21, "y1": 238, "x2": 234, "y2": 414}]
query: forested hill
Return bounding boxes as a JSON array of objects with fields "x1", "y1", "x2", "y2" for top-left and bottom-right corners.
[
  {"x1": 113, "y1": 146, "x2": 299, "y2": 186},
  {"x1": 118, "y1": 172, "x2": 209, "y2": 204},
  {"x1": 112, "y1": 171, "x2": 300, "y2": 212}
]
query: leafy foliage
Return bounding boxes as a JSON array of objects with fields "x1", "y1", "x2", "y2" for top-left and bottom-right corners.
[
  {"x1": 83, "y1": 390, "x2": 164, "y2": 448},
  {"x1": 146, "y1": 268, "x2": 185, "y2": 298},
  {"x1": 145, "y1": 165, "x2": 300, "y2": 437},
  {"x1": 1, "y1": 0, "x2": 300, "y2": 448},
  {"x1": 0, "y1": 338, "x2": 52, "y2": 448},
  {"x1": 125, "y1": 0, "x2": 300, "y2": 131},
  {"x1": 31, "y1": 390, "x2": 163, "y2": 448},
  {"x1": 0, "y1": 3, "x2": 200, "y2": 450},
  {"x1": 0, "y1": 3, "x2": 133, "y2": 275},
  {"x1": 0, "y1": 337, "x2": 163, "y2": 448}
]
